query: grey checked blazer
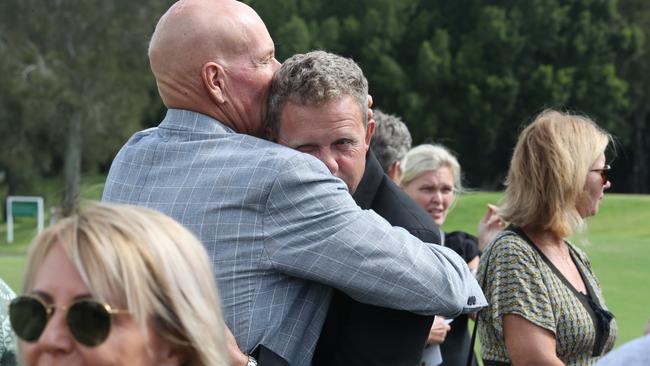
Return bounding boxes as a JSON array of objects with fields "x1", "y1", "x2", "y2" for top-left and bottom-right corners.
[{"x1": 103, "y1": 109, "x2": 486, "y2": 365}]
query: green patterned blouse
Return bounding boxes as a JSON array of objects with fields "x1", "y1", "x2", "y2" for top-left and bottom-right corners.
[
  {"x1": 477, "y1": 229, "x2": 617, "y2": 366},
  {"x1": 1, "y1": 278, "x2": 17, "y2": 366}
]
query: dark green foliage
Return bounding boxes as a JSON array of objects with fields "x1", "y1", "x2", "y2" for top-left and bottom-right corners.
[
  {"x1": 0, "y1": 0, "x2": 647, "y2": 194},
  {"x1": 618, "y1": 0, "x2": 650, "y2": 193},
  {"x1": 0, "y1": 0, "x2": 172, "y2": 204},
  {"x1": 249, "y1": 0, "x2": 641, "y2": 190}
]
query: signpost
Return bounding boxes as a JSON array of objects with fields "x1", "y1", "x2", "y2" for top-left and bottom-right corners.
[{"x1": 6, "y1": 196, "x2": 44, "y2": 243}]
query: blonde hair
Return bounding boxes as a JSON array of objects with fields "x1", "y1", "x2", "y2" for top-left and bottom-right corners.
[
  {"x1": 401, "y1": 144, "x2": 462, "y2": 194},
  {"x1": 499, "y1": 109, "x2": 611, "y2": 238},
  {"x1": 23, "y1": 202, "x2": 228, "y2": 366}
]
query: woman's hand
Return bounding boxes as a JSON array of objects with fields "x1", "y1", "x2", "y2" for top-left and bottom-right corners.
[
  {"x1": 225, "y1": 326, "x2": 249, "y2": 366},
  {"x1": 477, "y1": 203, "x2": 505, "y2": 251},
  {"x1": 427, "y1": 316, "x2": 451, "y2": 345}
]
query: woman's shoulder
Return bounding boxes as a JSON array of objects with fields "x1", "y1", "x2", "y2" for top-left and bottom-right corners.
[
  {"x1": 0, "y1": 279, "x2": 15, "y2": 303},
  {"x1": 567, "y1": 241, "x2": 590, "y2": 262},
  {"x1": 566, "y1": 242, "x2": 596, "y2": 278},
  {"x1": 478, "y1": 229, "x2": 544, "y2": 284},
  {"x1": 485, "y1": 229, "x2": 537, "y2": 258},
  {"x1": 0, "y1": 279, "x2": 17, "y2": 365}
]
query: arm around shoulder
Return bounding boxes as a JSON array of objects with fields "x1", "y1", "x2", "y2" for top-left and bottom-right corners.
[{"x1": 263, "y1": 155, "x2": 486, "y2": 317}]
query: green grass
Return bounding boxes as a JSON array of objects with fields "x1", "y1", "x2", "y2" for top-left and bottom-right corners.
[
  {"x1": 446, "y1": 192, "x2": 650, "y2": 347},
  {"x1": 0, "y1": 256, "x2": 25, "y2": 292},
  {"x1": 0, "y1": 174, "x2": 105, "y2": 291}
]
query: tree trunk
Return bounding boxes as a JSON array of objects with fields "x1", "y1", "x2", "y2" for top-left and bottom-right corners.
[{"x1": 62, "y1": 112, "x2": 82, "y2": 217}]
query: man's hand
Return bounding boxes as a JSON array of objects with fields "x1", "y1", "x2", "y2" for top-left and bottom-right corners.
[
  {"x1": 225, "y1": 326, "x2": 249, "y2": 366},
  {"x1": 427, "y1": 316, "x2": 451, "y2": 345}
]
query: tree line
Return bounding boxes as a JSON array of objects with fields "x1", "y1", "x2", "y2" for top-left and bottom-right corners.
[{"x1": 1, "y1": 0, "x2": 649, "y2": 212}]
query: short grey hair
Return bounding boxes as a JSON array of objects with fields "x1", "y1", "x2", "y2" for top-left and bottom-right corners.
[
  {"x1": 266, "y1": 50, "x2": 368, "y2": 138},
  {"x1": 370, "y1": 110, "x2": 412, "y2": 173},
  {"x1": 401, "y1": 144, "x2": 462, "y2": 194}
]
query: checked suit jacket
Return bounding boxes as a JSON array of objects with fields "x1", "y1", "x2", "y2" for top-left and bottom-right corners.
[{"x1": 102, "y1": 109, "x2": 486, "y2": 365}]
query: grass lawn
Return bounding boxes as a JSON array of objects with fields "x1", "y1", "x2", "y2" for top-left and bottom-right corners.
[
  {"x1": 0, "y1": 174, "x2": 105, "y2": 290},
  {"x1": 1, "y1": 182, "x2": 648, "y2": 349},
  {"x1": 446, "y1": 192, "x2": 650, "y2": 347}
]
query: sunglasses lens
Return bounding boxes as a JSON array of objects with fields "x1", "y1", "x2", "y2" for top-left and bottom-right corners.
[
  {"x1": 67, "y1": 300, "x2": 112, "y2": 347},
  {"x1": 9, "y1": 296, "x2": 48, "y2": 342},
  {"x1": 601, "y1": 170, "x2": 608, "y2": 184}
]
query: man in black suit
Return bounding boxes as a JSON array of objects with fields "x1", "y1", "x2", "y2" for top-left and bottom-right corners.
[
  {"x1": 312, "y1": 151, "x2": 443, "y2": 366},
  {"x1": 267, "y1": 51, "x2": 445, "y2": 365}
]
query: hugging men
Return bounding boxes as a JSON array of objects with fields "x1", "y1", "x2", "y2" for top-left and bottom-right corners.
[{"x1": 103, "y1": 1, "x2": 485, "y2": 364}]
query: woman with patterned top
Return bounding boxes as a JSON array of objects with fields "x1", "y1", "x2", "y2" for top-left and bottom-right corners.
[
  {"x1": 477, "y1": 109, "x2": 617, "y2": 365},
  {"x1": 0, "y1": 278, "x2": 17, "y2": 366}
]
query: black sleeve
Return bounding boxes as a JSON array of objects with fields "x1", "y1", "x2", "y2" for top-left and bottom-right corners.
[{"x1": 444, "y1": 231, "x2": 480, "y2": 263}]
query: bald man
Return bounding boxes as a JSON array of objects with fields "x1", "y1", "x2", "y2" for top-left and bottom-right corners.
[{"x1": 103, "y1": 1, "x2": 486, "y2": 365}]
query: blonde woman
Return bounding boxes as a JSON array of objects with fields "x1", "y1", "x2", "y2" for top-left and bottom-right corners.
[
  {"x1": 9, "y1": 202, "x2": 229, "y2": 366},
  {"x1": 401, "y1": 144, "x2": 503, "y2": 366},
  {"x1": 477, "y1": 109, "x2": 617, "y2": 365}
]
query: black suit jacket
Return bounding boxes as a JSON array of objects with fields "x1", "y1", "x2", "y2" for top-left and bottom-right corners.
[{"x1": 313, "y1": 152, "x2": 441, "y2": 366}]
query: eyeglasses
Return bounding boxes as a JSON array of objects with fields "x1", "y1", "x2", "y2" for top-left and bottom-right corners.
[
  {"x1": 9, "y1": 295, "x2": 129, "y2": 347},
  {"x1": 590, "y1": 164, "x2": 611, "y2": 185}
]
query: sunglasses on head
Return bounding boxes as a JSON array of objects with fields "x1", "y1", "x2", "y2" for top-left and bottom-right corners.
[
  {"x1": 9, "y1": 295, "x2": 129, "y2": 347},
  {"x1": 590, "y1": 164, "x2": 611, "y2": 185}
]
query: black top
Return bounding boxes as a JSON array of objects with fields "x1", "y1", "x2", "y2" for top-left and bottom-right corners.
[
  {"x1": 312, "y1": 152, "x2": 441, "y2": 366},
  {"x1": 440, "y1": 231, "x2": 480, "y2": 366}
]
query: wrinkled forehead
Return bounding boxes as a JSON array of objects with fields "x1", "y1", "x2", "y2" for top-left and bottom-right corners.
[{"x1": 288, "y1": 92, "x2": 366, "y2": 119}]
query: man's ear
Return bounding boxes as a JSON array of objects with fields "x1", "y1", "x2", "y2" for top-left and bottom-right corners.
[
  {"x1": 365, "y1": 119, "x2": 376, "y2": 146},
  {"x1": 265, "y1": 125, "x2": 276, "y2": 142},
  {"x1": 202, "y1": 62, "x2": 226, "y2": 105},
  {"x1": 388, "y1": 161, "x2": 402, "y2": 184}
]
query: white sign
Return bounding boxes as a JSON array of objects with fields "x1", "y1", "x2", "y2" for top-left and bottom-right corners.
[{"x1": 6, "y1": 196, "x2": 44, "y2": 243}]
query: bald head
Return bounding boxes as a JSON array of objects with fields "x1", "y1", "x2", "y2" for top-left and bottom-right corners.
[{"x1": 148, "y1": 0, "x2": 272, "y2": 123}]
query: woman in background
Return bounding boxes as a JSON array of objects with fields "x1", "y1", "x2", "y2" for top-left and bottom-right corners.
[
  {"x1": 9, "y1": 202, "x2": 229, "y2": 366},
  {"x1": 401, "y1": 143, "x2": 503, "y2": 366},
  {"x1": 477, "y1": 109, "x2": 617, "y2": 365}
]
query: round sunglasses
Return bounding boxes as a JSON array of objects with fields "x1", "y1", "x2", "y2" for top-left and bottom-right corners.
[{"x1": 9, "y1": 295, "x2": 129, "y2": 347}]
